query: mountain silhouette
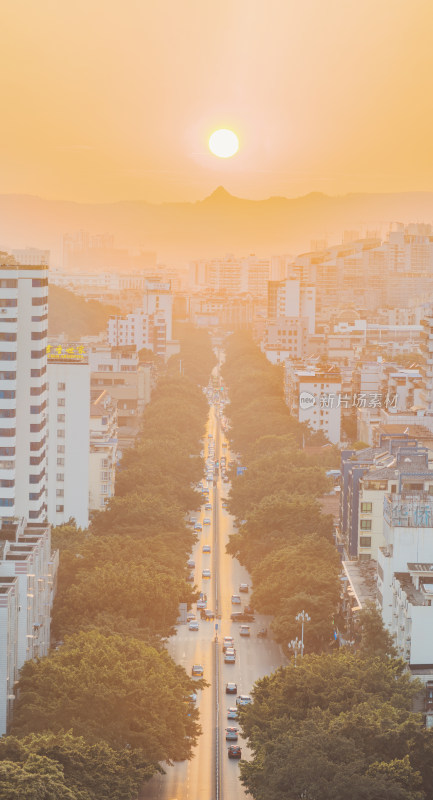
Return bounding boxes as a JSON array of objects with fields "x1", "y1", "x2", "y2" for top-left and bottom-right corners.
[{"x1": 0, "y1": 189, "x2": 432, "y2": 266}]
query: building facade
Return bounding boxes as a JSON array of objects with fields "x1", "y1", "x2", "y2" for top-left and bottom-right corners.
[{"x1": 0, "y1": 254, "x2": 48, "y2": 522}]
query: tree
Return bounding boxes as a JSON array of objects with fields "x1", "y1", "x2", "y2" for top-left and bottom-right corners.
[
  {"x1": 357, "y1": 602, "x2": 397, "y2": 658},
  {"x1": 0, "y1": 732, "x2": 157, "y2": 800},
  {"x1": 0, "y1": 754, "x2": 77, "y2": 800},
  {"x1": 11, "y1": 631, "x2": 204, "y2": 763},
  {"x1": 90, "y1": 493, "x2": 186, "y2": 538},
  {"x1": 52, "y1": 561, "x2": 196, "y2": 640}
]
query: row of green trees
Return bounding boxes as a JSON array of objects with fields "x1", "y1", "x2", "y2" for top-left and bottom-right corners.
[
  {"x1": 0, "y1": 329, "x2": 216, "y2": 799},
  {"x1": 222, "y1": 333, "x2": 341, "y2": 650}
]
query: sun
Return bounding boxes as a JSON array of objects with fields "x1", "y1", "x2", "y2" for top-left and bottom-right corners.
[{"x1": 209, "y1": 129, "x2": 239, "y2": 158}]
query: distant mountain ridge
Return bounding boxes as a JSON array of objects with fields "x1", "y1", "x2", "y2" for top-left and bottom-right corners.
[{"x1": 1, "y1": 188, "x2": 433, "y2": 265}]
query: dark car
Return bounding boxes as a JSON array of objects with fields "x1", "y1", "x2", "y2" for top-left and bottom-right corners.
[
  {"x1": 186, "y1": 574, "x2": 194, "y2": 582},
  {"x1": 225, "y1": 682, "x2": 237, "y2": 694},
  {"x1": 228, "y1": 745, "x2": 242, "y2": 759}
]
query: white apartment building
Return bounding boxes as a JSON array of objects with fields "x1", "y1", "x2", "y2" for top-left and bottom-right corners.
[
  {"x1": 107, "y1": 280, "x2": 178, "y2": 361},
  {"x1": 0, "y1": 519, "x2": 58, "y2": 734},
  {"x1": 261, "y1": 318, "x2": 309, "y2": 364},
  {"x1": 46, "y1": 351, "x2": 90, "y2": 529},
  {"x1": 0, "y1": 254, "x2": 48, "y2": 522},
  {"x1": 190, "y1": 255, "x2": 271, "y2": 297},
  {"x1": 285, "y1": 364, "x2": 342, "y2": 444},
  {"x1": 378, "y1": 493, "x2": 433, "y2": 670},
  {"x1": 89, "y1": 391, "x2": 117, "y2": 511},
  {"x1": 267, "y1": 278, "x2": 316, "y2": 334}
]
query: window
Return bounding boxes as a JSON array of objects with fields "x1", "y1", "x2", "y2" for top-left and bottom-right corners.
[
  {"x1": 360, "y1": 502, "x2": 372, "y2": 513},
  {"x1": 0, "y1": 279, "x2": 17, "y2": 288},
  {"x1": 57, "y1": 382, "x2": 65, "y2": 391},
  {"x1": 101, "y1": 485, "x2": 108, "y2": 494},
  {"x1": 56, "y1": 489, "x2": 64, "y2": 497},
  {"x1": 0, "y1": 428, "x2": 15, "y2": 437},
  {"x1": 31, "y1": 349, "x2": 45, "y2": 359},
  {"x1": 0, "y1": 447, "x2": 14, "y2": 456},
  {"x1": 56, "y1": 473, "x2": 64, "y2": 481},
  {"x1": 0, "y1": 372, "x2": 16, "y2": 380},
  {"x1": 0, "y1": 299, "x2": 17, "y2": 308},
  {"x1": 56, "y1": 504, "x2": 64, "y2": 512},
  {"x1": 0, "y1": 390, "x2": 15, "y2": 399},
  {"x1": 32, "y1": 296, "x2": 48, "y2": 306},
  {"x1": 31, "y1": 314, "x2": 48, "y2": 323},
  {"x1": 30, "y1": 405, "x2": 42, "y2": 415},
  {"x1": 0, "y1": 479, "x2": 14, "y2": 487},
  {"x1": 31, "y1": 367, "x2": 46, "y2": 377},
  {"x1": 359, "y1": 536, "x2": 372, "y2": 548},
  {"x1": 101, "y1": 471, "x2": 109, "y2": 481},
  {"x1": 57, "y1": 458, "x2": 64, "y2": 466},
  {"x1": 57, "y1": 414, "x2": 65, "y2": 423},
  {"x1": 57, "y1": 445, "x2": 65, "y2": 453},
  {"x1": 360, "y1": 519, "x2": 372, "y2": 530},
  {"x1": 31, "y1": 330, "x2": 47, "y2": 340},
  {"x1": 0, "y1": 332, "x2": 16, "y2": 342},
  {"x1": 57, "y1": 430, "x2": 65, "y2": 438},
  {"x1": 30, "y1": 421, "x2": 45, "y2": 433},
  {"x1": 32, "y1": 278, "x2": 48, "y2": 287},
  {"x1": 57, "y1": 398, "x2": 65, "y2": 407},
  {"x1": 0, "y1": 498, "x2": 13, "y2": 506},
  {"x1": 0, "y1": 410, "x2": 15, "y2": 424}
]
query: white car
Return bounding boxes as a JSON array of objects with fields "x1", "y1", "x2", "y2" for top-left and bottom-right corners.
[
  {"x1": 189, "y1": 621, "x2": 199, "y2": 631},
  {"x1": 203, "y1": 518, "x2": 211, "y2": 525},
  {"x1": 236, "y1": 695, "x2": 252, "y2": 706},
  {"x1": 224, "y1": 649, "x2": 236, "y2": 664},
  {"x1": 202, "y1": 569, "x2": 211, "y2": 579},
  {"x1": 205, "y1": 503, "x2": 212, "y2": 511},
  {"x1": 202, "y1": 545, "x2": 211, "y2": 553}
]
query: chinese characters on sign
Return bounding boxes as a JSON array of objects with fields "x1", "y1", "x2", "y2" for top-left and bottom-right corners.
[{"x1": 47, "y1": 344, "x2": 87, "y2": 360}]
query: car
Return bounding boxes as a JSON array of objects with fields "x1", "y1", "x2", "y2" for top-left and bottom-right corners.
[
  {"x1": 202, "y1": 609, "x2": 215, "y2": 621},
  {"x1": 239, "y1": 583, "x2": 249, "y2": 593},
  {"x1": 223, "y1": 636, "x2": 234, "y2": 652},
  {"x1": 226, "y1": 727, "x2": 238, "y2": 740},
  {"x1": 191, "y1": 665, "x2": 204, "y2": 676},
  {"x1": 194, "y1": 523, "x2": 202, "y2": 532},
  {"x1": 224, "y1": 650, "x2": 236, "y2": 664},
  {"x1": 231, "y1": 611, "x2": 255, "y2": 622},
  {"x1": 186, "y1": 574, "x2": 194, "y2": 582},
  {"x1": 203, "y1": 518, "x2": 211, "y2": 526},
  {"x1": 202, "y1": 544, "x2": 211, "y2": 553},
  {"x1": 189, "y1": 621, "x2": 199, "y2": 631},
  {"x1": 186, "y1": 612, "x2": 196, "y2": 621},
  {"x1": 187, "y1": 559, "x2": 195, "y2": 568},
  {"x1": 190, "y1": 692, "x2": 197, "y2": 703},
  {"x1": 226, "y1": 682, "x2": 237, "y2": 694},
  {"x1": 204, "y1": 503, "x2": 212, "y2": 510},
  {"x1": 231, "y1": 594, "x2": 241, "y2": 604},
  {"x1": 228, "y1": 745, "x2": 242, "y2": 759},
  {"x1": 227, "y1": 707, "x2": 239, "y2": 720},
  {"x1": 240, "y1": 625, "x2": 250, "y2": 637},
  {"x1": 197, "y1": 599, "x2": 206, "y2": 609},
  {"x1": 236, "y1": 695, "x2": 252, "y2": 706},
  {"x1": 202, "y1": 569, "x2": 211, "y2": 579}
]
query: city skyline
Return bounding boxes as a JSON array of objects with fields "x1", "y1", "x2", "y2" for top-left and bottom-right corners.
[{"x1": 1, "y1": 0, "x2": 433, "y2": 203}]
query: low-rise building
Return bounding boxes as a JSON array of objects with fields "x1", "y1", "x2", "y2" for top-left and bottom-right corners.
[{"x1": 89, "y1": 392, "x2": 117, "y2": 512}]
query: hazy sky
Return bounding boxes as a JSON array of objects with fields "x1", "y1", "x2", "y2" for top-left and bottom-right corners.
[{"x1": 2, "y1": 0, "x2": 433, "y2": 203}]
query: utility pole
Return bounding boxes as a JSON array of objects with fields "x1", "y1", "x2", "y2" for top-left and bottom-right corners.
[{"x1": 295, "y1": 610, "x2": 311, "y2": 658}]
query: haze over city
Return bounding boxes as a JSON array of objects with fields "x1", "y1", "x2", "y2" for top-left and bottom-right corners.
[{"x1": 2, "y1": 3, "x2": 433, "y2": 800}]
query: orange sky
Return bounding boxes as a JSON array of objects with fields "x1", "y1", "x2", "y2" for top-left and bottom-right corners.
[{"x1": 1, "y1": 0, "x2": 433, "y2": 203}]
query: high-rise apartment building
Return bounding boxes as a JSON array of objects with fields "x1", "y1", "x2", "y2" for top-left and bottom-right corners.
[
  {"x1": 190, "y1": 255, "x2": 271, "y2": 297},
  {"x1": 0, "y1": 254, "x2": 48, "y2": 522},
  {"x1": 46, "y1": 346, "x2": 90, "y2": 529}
]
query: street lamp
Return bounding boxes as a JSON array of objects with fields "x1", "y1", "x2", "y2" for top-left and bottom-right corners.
[
  {"x1": 288, "y1": 637, "x2": 302, "y2": 667},
  {"x1": 295, "y1": 610, "x2": 311, "y2": 658}
]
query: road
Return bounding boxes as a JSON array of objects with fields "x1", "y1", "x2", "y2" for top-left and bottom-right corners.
[{"x1": 142, "y1": 392, "x2": 286, "y2": 800}]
